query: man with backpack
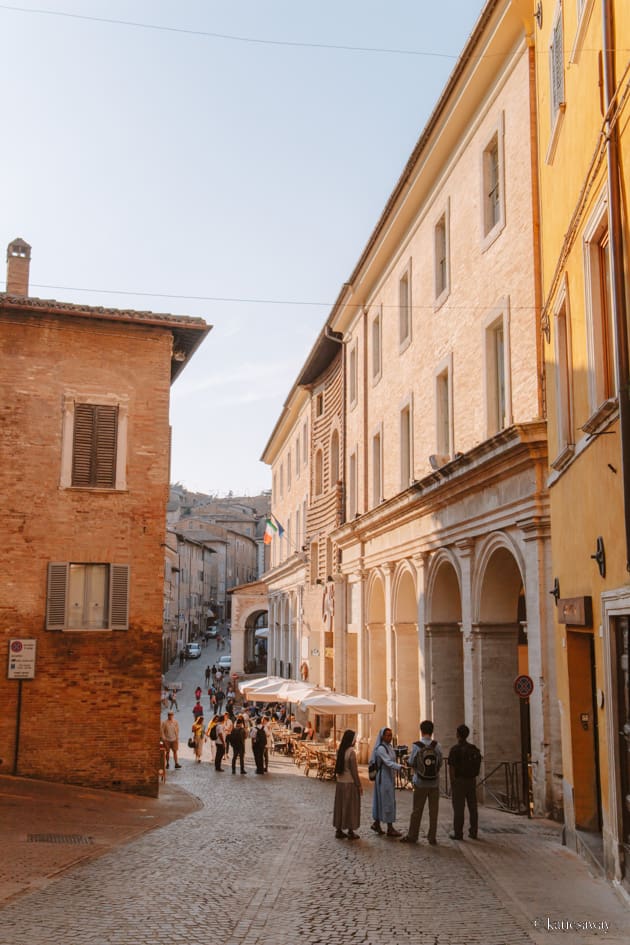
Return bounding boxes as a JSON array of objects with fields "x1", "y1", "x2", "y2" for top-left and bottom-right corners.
[
  {"x1": 447, "y1": 724, "x2": 482, "y2": 840},
  {"x1": 400, "y1": 720, "x2": 443, "y2": 845}
]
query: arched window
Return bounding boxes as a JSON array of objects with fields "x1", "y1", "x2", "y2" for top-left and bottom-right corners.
[{"x1": 330, "y1": 429, "x2": 339, "y2": 485}]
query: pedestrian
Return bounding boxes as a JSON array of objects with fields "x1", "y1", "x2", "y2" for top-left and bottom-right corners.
[
  {"x1": 206, "y1": 713, "x2": 220, "y2": 762},
  {"x1": 222, "y1": 711, "x2": 234, "y2": 760},
  {"x1": 192, "y1": 715, "x2": 205, "y2": 763},
  {"x1": 205, "y1": 665, "x2": 211, "y2": 686},
  {"x1": 216, "y1": 689, "x2": 225, "y2": 713},
  {"x1": 333, "y1": 729, "x2": 362, "y2": 840},
  {"x1": 192, "y1": 699, "x2": 204, "y2": 720},
  {"x1": 369, "y1": 727, "x2": 403, "y2": 837},
  {"x1": 214, "y1": 715, "x2": 226, "y2": 771},
  {"x1": 230, "y1": 716, "x2": 247, "y2": 774},
  {"x1": 178, "y1": 650, "x2": 185, "y2": 668},
  {"x1": 208, "y1": 687, "x2": 217, "y2": 714},
  {"x1": 400, "y1": 720, "x2": 443, "y2": 845},
  {"x1": 301, "y1": 720, "x2": 315, "y2": 741},
  {"x1": 195, "y1": 685, "x2": 202, "y2": 702},
  {"x1": 448, "y1": 724, "x2": 482, "y2": 840},
  {"x1": 168, "y1": 689, "x2": 179, "y2": 712},
  {"x1": 160, "y1": 711, "x2": 182, "y2": 769},
  {"x1": 262, "y1": 715, "x2": 272, "y2": 772},
  {"x1": 251, "y1": 718, "x2": 267, "y2": 774}
]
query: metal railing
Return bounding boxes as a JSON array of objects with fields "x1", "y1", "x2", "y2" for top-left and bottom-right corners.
[{"x1": 438, "y1": 759, "x2": 532, "y2": 815}]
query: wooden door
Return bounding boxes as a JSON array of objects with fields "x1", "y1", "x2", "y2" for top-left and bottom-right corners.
[{"x1": 567, "y1": 632, "x2": 601, "y2": 831}]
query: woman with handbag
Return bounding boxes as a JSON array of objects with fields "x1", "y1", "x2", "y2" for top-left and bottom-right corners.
[
  {"x1": 191, "y1": 715, "x2": 205, "y2": 763},
  {"x1": 369, "y1": 727, "x2": 403, "y2": 837}
]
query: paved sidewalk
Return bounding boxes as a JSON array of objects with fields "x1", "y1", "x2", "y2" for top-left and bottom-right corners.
[
  {"x1": 1, "y1": 750, "x2": 628, "y2": 944},
  {"x1": 2, "y1": 644, "x2": 627, "y2": 944},
  {"x1": 0, "y1": 773, "x2": 200, "y2": 906}
]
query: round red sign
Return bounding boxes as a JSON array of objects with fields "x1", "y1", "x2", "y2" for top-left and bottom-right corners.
[{"x1": 514, "y1": 674, "x2": 534, "y2": 699}]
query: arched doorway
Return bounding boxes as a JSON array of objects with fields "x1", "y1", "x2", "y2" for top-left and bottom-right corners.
[
  {"x1": 243, "y1": 609, "x2": 269, "y2": 673},
  {"x1": 476, "y1": 542, "x2": 528, "y2": 810},
  {"x1": 393, "y1": 566, "x2": 420, "y2": 748},
  {"x1": 426, "y1": 556, "x2": 463, "y2": 749}
]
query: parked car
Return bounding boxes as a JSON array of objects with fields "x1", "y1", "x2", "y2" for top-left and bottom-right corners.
[
  {"x1": 185, "y1": 642, "x2": 202, "y2": 659},
  {"x1": 204, "y1": 627, "x2": 218, "y2": 639},
  {"x1": 217, "y1": 654, "x2": 232, "y2": 672}
]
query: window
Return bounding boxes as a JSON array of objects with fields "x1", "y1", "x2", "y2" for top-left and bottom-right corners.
[
  {"x1": 60, "y1": 394, "x2": 128, "y2": 490},
  {"x1": 314, "y1": 449, "x2": 323, "y2": 495},
  {"x1": 316, "y1": 392, "x2": 324, "y2": 417},
  {"x1": 280, "y1": 463, "x2": 284, "y2": 498},
  {"x1": 349, "y1": 450, "x2": 357, "y2": 519},
  {"x1": 552, "y1": 287, "x2": 575, "y2": 468},
  {"x1": 434, "y1": 210, "x2": 449, "y2": 303},
  {"x1": 400, "y1": 401, "x2": 413, "y2": 490},
  {"x1": 481, "y1": 115, "x2": 505, "y2": 245},
  {"x1": 287, "y1": 451, "x2": 292, "y2": 490},
  {"x1": 436, "y1": 360, "x2": 452, "y2": 458},
  {"x1": 372, "y1": 428, "x2": 383, "y2": 507},
  {"x1": 330, "y1": 429, "x2": 340, "y2": 485},
  {"x1": 584, "y1": 195, "x2": 617, "y2": 416},
  {"x1": 295, "y1": 507, "x2": 301, "y2": 549},
  {"x1": 399, "y1": 263, "x2": 412, "y2": 350},
  {"x1": 550, "y1": 10, "x2": 565, "y2": 118},
  {"x1": 484, "y1": 306, "x2": 511, "y2": 436},
  {"x1": 303, "y1": 421, "x2": 308, "y2": 464},
  {"x1": 295, "y1": 437, "x2": 300, "y2": 477},
  {"x1": 349, "y1": 342, "x2": 358, "y2": 407},
  {"x1": 372, "y1": 307, "x2": 382, "y2": 382},
  {"x1": 46, "y1": 562, "x2": 129, "y2": 631}
]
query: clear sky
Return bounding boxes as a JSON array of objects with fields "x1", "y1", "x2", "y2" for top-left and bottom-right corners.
[{"x1": 1, "y1": 0, "x2": 482, "y2": 495}]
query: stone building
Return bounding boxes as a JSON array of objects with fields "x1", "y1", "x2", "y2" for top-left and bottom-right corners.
[
  {"x1": 261, "y1": 0, "x2": 562, "y2": 817},
  {"x1": 0, "y1": 239, "x2": 209, "y2": 795},
  {"x1": 261, "y1": 329, "x2": 345, "y2": 693},
  {"x1": 535, "y1": 0, "x2": 630, "y2": 884}
]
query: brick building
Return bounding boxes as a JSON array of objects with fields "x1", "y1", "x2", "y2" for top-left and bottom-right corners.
[{"x1": 0, "y1": 239, "x2": 209, "y2": 795}]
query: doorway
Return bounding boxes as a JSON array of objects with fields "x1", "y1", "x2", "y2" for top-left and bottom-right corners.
[
  {"x1": 613, "y1": 616, "x2": 630, "y2": 887},
  {"x1": 567, "y1": 631, "x2": 602, "y2": 833}
]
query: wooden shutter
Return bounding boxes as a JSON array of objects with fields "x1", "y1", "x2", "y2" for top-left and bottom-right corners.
[
  {"x1": 550, "y1": 17, "x2": 565, "y2": 115},
  {"x1": 109, "y1": 564, "x2": 130, "y2": 630},
  {"x1": 46, "y1": 563, "x2": 68, "y2": 630},
  {"x1": 71, "y1": 403, "x2": 118, "y2": 487}
]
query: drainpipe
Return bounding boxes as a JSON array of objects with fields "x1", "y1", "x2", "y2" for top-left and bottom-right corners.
[{"x1": 602, "y1": 0, "x2": 630, "y2": 571}]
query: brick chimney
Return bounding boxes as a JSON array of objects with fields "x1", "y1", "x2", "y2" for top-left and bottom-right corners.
[{"x1": 6, "y1": 238, "x2": 31, "y2": 296}]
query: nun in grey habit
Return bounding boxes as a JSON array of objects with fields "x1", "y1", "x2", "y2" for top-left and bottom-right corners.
[{"x1": 369, "y1": 727, "x2": 403, "y2": 837}]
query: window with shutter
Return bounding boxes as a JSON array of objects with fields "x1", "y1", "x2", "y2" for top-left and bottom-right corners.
[
  {"x1": 550, "y1": 12, "x2": 565, "y2": 118},
  {"x1": 71, "y1": 403, "x2": 118, "y2": 488},
  {"x1": 45, "y1": 562, "x2": 129, "y2": 630}
]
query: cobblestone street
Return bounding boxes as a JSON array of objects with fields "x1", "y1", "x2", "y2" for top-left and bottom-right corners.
[{"x1": 1, "y1": 650, "x2": 628, "y2": 945}]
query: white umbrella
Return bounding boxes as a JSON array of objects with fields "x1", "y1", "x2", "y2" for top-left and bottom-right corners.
[
  {"x1": 254, "y1": 627, "x2": 269, "y2": 639},
  {"x1": 298, "y1": 691, "x2": 376, "y2": 744},
  {"x1": 244, "y1": 678, "x2": 324, "y2": 704},
  {"x1": 240, "y1": 675, "x2": 283, "y2": 697}
]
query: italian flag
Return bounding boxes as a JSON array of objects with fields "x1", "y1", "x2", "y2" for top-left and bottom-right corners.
[{"x1": 263, "y1": 517, "x2": 278, "y2": 545}]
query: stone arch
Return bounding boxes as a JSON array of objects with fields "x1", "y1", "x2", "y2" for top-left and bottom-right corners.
[
  {"x1": 365, "y1": 571, "x2": 387, "y2": 738},
  {"x1": 242, "y1": 607, "x2": 268, "y2": 672},
  {"x1": 425, "y1": 550, "x2": 464, "y2": 750},
  {"x1": 473, "y1": 532, "x2": 528, "y2": 805},
  {"x1": 392, "y1": 562, "x2": 419, "y2": 746}
]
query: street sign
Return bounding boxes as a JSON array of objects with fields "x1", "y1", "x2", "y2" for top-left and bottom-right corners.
[
  {"x1": 8, "y1": 638, "x2": 36, "y2": 679},
  {"x1": 514, "y1": 673, "x2": 534, "y2": 699}
]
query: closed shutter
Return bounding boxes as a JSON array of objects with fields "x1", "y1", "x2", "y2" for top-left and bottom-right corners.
[
  {"x1": 46, "y1": 563, "x2": 68, "y2": 630},
  {"x1": 71, "y1": 403, "x2": 118, "y2": 487},
  {"x1": 109, "y1": 564, "x2": 130, "y2": 630},
  {"x1": 550, "y1": 17, "x2": 565, "y2": 115}
]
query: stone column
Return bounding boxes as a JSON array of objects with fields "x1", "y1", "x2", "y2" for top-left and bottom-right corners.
[
  {"x1": 383, "y1": 561, "x2": 395, "y2": 728},
  {"x1": 413, "y1": 552, "x2": 430, "y2": 718},
  {"x1": 455, "y1": 539, "x2": 476, "y2": 737}
]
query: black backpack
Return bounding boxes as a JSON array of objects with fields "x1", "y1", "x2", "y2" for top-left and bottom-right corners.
[
  {"x1": 208, "y1": 723, "x2": 218, "y2": 741},
  {"x1": 414, "y1": 740, "x2": 440, "y2": 779},
  {"x1": 458, "y1": 743, "x2": 482, "y2": 778}
]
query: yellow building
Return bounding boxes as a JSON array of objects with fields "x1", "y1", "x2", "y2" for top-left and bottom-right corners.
[{"x1": 535, "y1": 0, "x2": 630, "y2": 885}]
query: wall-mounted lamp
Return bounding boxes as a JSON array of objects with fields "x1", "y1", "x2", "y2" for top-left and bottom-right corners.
[
  {"x1": 549, "y1": 577, "x2": 560, "y2": 605},
  {"x1": 591, "y1": 536, "x2": 606, "y2": 578},
  {"x1": 535, "y1": 2, "x2": 543, "y2": 30}
]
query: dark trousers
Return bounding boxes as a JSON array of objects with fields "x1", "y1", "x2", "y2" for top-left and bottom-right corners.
[
  {"x1": 214, "y1": 743, "x2": 225, "y2": 770},
  {"x1": 253, "y1": 744, "x2": 265, "y2": 774},
  {"x1": 231, "y1": 744, "x2": 245, "y2": 773},
  {"x1": 407, "y1": 784, "x2": 439, "y2": 842},
  {"x1": 451, "y1": 777, "x2": 478, "y2": 837}
]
